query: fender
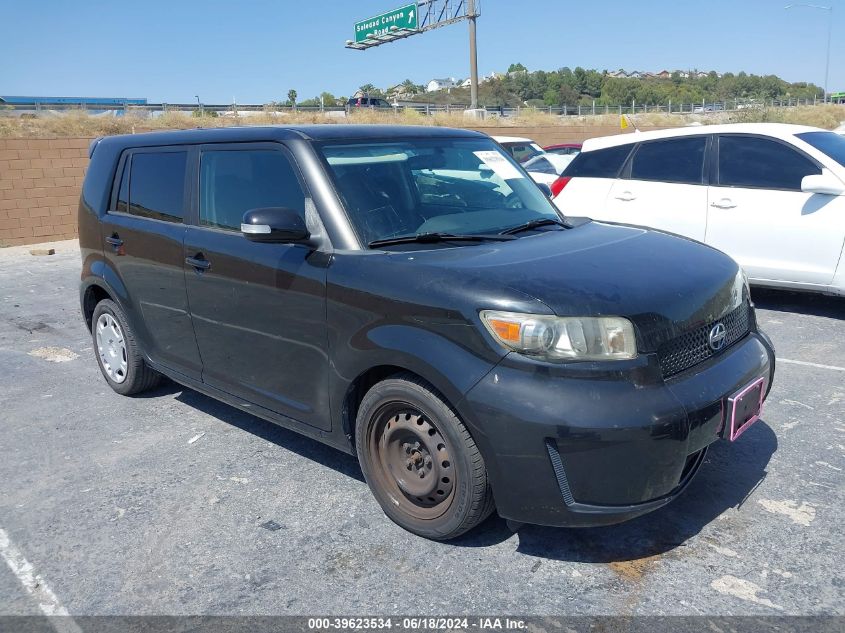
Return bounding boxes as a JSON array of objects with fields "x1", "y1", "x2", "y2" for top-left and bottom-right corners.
[{"x1": 329, "y1": 322, "x2": 502, "y2": 442}]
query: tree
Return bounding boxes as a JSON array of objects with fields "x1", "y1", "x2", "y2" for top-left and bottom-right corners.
[
  {"x1": 287, "y1": 89, "x2": 297, "y2": 109},
  {"x1": 508, "y1": 62, "x2": 528, "y2": 74},
  {"x1": 557, "y1": 84, "x2": 580, "y2": 106}
]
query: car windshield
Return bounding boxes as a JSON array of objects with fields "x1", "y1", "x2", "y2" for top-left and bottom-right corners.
[
  {"x1": 502, "y1": 141, "x2": 545, "y2": 163},
  {"x1": 318, "y1": 138, "x2": 562, "y2": 246},
  {"x1": 796, "y1": 131, "x2": 845, "y2": 168}
]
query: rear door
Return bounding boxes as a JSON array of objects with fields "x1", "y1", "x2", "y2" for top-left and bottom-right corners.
[
  {"x1": 183, "y1": 143, "x2": 331, "y2": 431},
  {"x1": 552, "y1": 143, "x2": 634, "y2": 217},
  {"x1": 102, "y1": 147, "x2": 202, "y2": 379},
  {"x1": 603, "y1": 136, "x2": 709, "y2": 241},
  {"x1": 706, "y1": 134, "x2": 841, "y2": 284}
]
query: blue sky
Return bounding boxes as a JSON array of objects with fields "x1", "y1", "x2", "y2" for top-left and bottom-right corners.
[{"x1": 1, "y1": 0, "x2": 843, "y2": 102}]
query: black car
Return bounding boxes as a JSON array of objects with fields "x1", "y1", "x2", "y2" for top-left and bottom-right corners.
[
  {"x1": 346, "y1": 96, "x2": 393, "y2": 109},
  {"x1": 79, "y1": 125, "x2": 775, "y2": 540}
]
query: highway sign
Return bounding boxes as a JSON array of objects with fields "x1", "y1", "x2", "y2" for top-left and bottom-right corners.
[{"x1": 355, "y1": 4, "x2": 418, "y2": 43}]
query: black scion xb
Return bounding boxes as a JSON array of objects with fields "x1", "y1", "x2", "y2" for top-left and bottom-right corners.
[{"x1": 79, "y1": 125, "x2": 775, "y2": 540}]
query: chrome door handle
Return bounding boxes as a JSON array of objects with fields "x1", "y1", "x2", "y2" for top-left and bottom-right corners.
[
  {"x1": 710, "y1": 199, "x2": 737, "y2": 209},
  {"x1": 185, "y1": 255, "x2": 211, "y2": 271},
  {"x1": 615, "y1": 192, "x2": 636, "y2": 202}
]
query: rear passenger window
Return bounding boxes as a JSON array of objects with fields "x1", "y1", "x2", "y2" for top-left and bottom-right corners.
[
  {"x1": 718, "y1": 135, "x2": 820, "y2": 190},
  {"x1": 629, "y1": 137, "x2": 707, "y2": 184},
  {"x1": 127, "y1": 151, "x2": 187, "y2": 222},
  {"x1": 565, "y1": 144, "x2": 633, "y2": 178},
  {"x1": 199, "y1": 149, "x2": 306, "y2": 231},
  {"x1": 115, "y1": 157, "x2": 129, "y2": 213}
]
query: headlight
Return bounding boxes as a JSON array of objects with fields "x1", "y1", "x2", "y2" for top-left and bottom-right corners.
[{"x1": 480, "y1": 310, "x2": 637, "y2": 361}]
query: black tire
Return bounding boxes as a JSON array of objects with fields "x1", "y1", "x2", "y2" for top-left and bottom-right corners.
[
  {"x1": 355, "y1": 373, "x2": 495, "y2": 540},
  {"x1": 91, "y1": 299, "x2": 160, "y2": 396}
]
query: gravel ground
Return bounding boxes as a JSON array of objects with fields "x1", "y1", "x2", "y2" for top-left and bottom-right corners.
[{"x1": 0, "y1": 240, "x2": 842, "y2": 617}]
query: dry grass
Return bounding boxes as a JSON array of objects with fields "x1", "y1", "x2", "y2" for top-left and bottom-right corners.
[{"x1": 1, "y1": 105, "x2": 842, "y2": 138}]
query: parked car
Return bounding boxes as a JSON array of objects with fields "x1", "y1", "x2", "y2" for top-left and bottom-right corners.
[
  {"x1": 553, "y1": 123, "x2": 845, "y2": 296},
  {"x1": 835, "y1": 123, "x2": 845, "y2": 136},
  {"x1": 80, "y1": 125, "x2": 775, "y2": 540},
  {"x1": 493, "y1": 135, "x2": 572, "y2": 186},
  {"x1": 544, "y1": 143, "x2": 582, "y2": 157},
  {"x1": 346, "y1": 96, "x2": 393, "y2": 109}
]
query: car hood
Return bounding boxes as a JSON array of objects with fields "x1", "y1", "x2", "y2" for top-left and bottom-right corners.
[{"x1": 400, "y1": 221, "x2": 745, "y2": 352}]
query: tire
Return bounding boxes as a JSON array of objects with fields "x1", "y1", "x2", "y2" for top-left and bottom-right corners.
[
  {"x1": 91, "y1": 298, "x2": 161, "y2": 396},
  {"x1": 355, "y1": 373, "x2": 495, "y2": 540}
]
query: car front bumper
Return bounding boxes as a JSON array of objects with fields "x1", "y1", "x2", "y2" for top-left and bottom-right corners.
[{"x1": 457, "y1": 330, "x2": 775, "y2": 528}]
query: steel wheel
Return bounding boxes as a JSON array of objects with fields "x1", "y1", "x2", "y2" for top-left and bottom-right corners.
[
  {"x1": 367, "y1": 405, "x2": 456, "y2": 520},
  {"x1": 95, "y1": 313, "x2": 127, "y2": 384}
]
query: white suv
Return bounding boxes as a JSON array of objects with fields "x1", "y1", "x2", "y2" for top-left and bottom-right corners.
[{"x1": 553, "y1": 123, "x2": 845, "y2": 297}]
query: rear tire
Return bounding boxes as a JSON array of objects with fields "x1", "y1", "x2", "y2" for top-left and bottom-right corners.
[
  {"x1": 91, "y1": 299, "x2": 160, "y2": 396},
  {"x1": 355, "y1": 373, "x2": 495, "y2": 540}
]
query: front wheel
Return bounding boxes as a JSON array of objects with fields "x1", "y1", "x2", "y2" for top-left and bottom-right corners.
[{"x1": 355, "y1": 373, "x2": 495, "y2": 540}]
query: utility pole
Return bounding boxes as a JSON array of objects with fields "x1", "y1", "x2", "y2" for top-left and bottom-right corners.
[
  {"x1": 468, "y1": 0, "x2": 479, "y2": 110},
  {"x1": 785, "y1": 4, "x2": 833, "y2": 103}
]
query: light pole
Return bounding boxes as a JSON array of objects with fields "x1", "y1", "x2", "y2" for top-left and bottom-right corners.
[
  {"x1": 785, "y1": 4, "x2": 833, "y2": 103},
  {"x1": 467, "y1": 0, "x2": 479, "y2": 110},
  {"x1": 195, "y1": 94, "x2": 204, "y2": 117}
]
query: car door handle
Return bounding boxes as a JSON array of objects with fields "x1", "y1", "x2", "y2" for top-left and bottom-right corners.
[
  {"x1": 185, "y1": 255, "x2": 211, "y2": 271},
  {"x1": 105, "y1": 235, "x2": 123, "y2": 247},
  {"x1": 710, "y1": 199, "x2": 737, "y2": 209},
  {"x1": 615, "y1": 192, "x2": 636, "y2": 202}
]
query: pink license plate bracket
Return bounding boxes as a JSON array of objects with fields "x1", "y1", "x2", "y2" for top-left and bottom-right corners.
[{"x1": 727, "y1": 377, "x2": 765, "y2": 441}]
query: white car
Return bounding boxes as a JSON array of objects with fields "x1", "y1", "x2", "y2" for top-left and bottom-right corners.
[
  {"x1": 553, "y1": 123, "x2": 845, "y2": 296},
  {"x1": 835, "y1": 123, "x2": 845, "y2": 136},
  {"x1": 493, "y1": 136, "x2": 573, "y2": 186}
]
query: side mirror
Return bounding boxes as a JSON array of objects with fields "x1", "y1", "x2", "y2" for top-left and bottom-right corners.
[
  {"x1": 801, "y1": 170, "x2": 845, "y2": 196},
  {"x1": 536, "y1": 182, "x2": 553, "y2": 199},
  {"x1": 241, "y1": 207, "x2": 311, "y2": 244}
]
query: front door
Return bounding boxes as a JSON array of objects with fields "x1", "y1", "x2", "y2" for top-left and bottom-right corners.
[
  {"x1": 706, "y1": 134, "x2": 844, "y2": 284},
  {"x1": 183, "y1": 143, "x2": 331, "y2": 431},
  {"x1": 101, "y1": 147, "x2": 202, "y2": 379},
  {"x1": 603, "y1": 135, "x2": 709, "y2": 241}
]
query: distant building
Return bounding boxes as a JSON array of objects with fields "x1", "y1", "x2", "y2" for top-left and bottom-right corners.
[
  {"x1": 607, "y1": 69, "x2": 628, "y2": 78},
  {"x1": 426, "y1": 78, "x2": 459, "y2": 92},
  {"x1": 656, "y1": 70, "x2": 671, "y2": 79}
]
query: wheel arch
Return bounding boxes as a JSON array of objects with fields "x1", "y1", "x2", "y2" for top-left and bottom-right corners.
[
  {"x1": 340, "y1": 363, "x2": 478, "y2": 456},
  {"x1": 81, "y1": 282, "x2": 114, "y2": 331}
]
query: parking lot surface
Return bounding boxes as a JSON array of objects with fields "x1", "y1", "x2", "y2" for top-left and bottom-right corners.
[{"x1": 1, "y1": 240, "x2": 843, "y2": 616}]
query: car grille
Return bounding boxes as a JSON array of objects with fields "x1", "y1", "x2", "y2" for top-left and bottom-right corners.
[{"x1": 657, "y1": 301, "x2": 750, "y2": 379}]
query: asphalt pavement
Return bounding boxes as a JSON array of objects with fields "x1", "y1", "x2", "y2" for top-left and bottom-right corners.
[{"x1": 0, "y1": 240, "x2": 843, "y2": 617}]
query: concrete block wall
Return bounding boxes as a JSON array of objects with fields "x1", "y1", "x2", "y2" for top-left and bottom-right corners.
[{"x1": 0, "y1": 138, "x2": 90, "y2": 247}]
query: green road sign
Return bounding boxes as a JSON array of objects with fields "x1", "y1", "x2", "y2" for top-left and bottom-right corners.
[{"x1": 355, "y1": 3, "x2": 418, "y2": 43}]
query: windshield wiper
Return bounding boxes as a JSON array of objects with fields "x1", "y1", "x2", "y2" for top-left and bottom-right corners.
[
  {"x1": 369, "y1": 232, "x2": 517, "y2": 248},
  {"x1": 499, "y1": 218, "x2": 569, "y2": 235}
]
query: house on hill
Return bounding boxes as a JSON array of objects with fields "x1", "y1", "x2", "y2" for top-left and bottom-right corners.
[{"x1": 426, "y1": 78, "x2": 459, "y2": 92}]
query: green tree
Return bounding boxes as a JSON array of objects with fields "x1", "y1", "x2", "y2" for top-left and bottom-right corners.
[
  {"x1": 287, "y1": 89, "x2": 297, "y2": 109},
  {"x1": 507, "y1": 62, "x2": 528, "y2": 74}
]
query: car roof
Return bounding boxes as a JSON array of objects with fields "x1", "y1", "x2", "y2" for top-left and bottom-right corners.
[
  {"x1": 492, "y1": 136, "x2": 536, "y2": 144},
  {"x1": 95, "y1": 124, "x2": 487, "y2": 151},
  {"x1": 544, "y1": 143, "x2": 582, "y2": 149},
  {"x1": 581, "y1": 123, "x2": 824, "y2": 152}
]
